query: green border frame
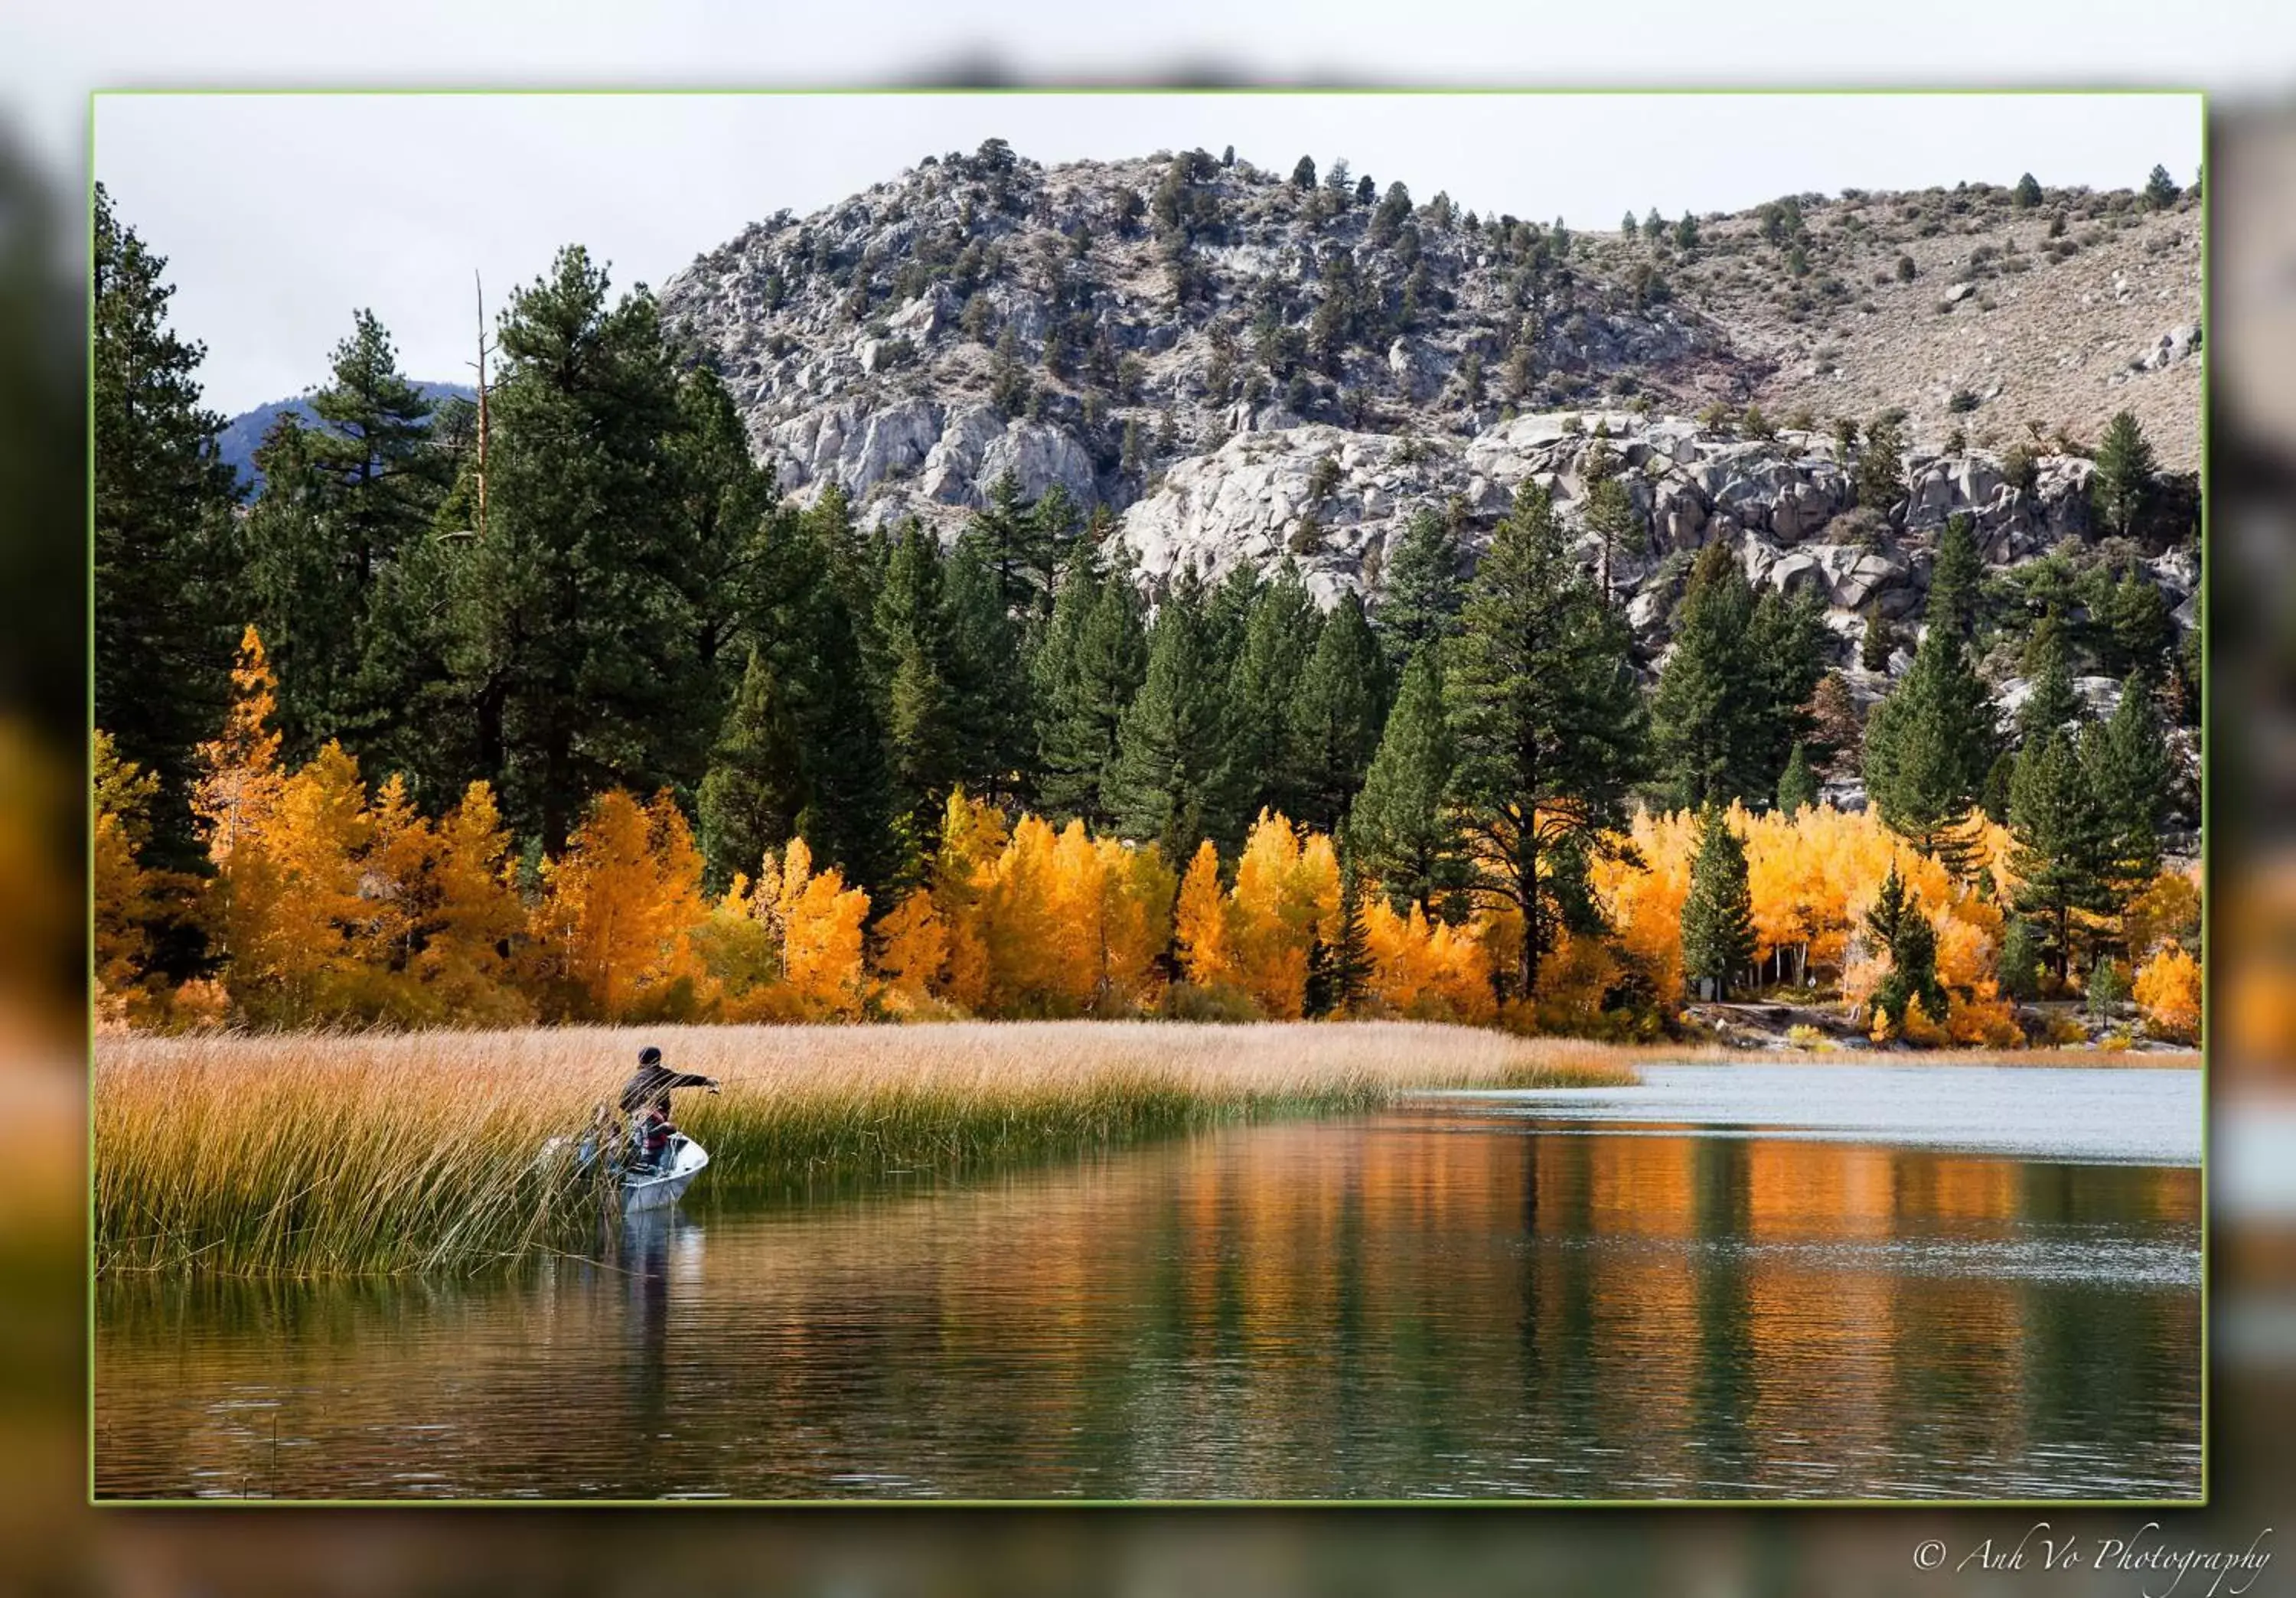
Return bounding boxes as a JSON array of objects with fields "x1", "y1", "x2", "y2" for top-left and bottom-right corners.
[{"x1": 85, "y1": 84, "x2": 2204, "y2": 1506}]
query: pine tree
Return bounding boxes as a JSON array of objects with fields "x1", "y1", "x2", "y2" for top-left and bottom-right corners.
[
  {"x1": 2008, "y1": 727, "x2": 2117, "y2": 983},
  {"x1": 2089, "y1": 673, "x2": 2172, "y2": 893},
  {"x1": 1861, "y1": 624, "x2": 1999, "y2": 869},
  {"x1": 745, "y1": 504, "x2": 899, "y2": 893},
  {"x1": 667, "y1": 364, "x2": 781, "y2": 712},
  {"x1": 2015, "y1": 617, "x2": 2084, "y2": 746},
  {"x1": 1651, "y1": 543, "x2": 1821, "y2": 811},
  {"x1": 1860, "y1": 608, "x2": 1898, "y2": 673},
  {"x1": 1307, "y1": 845, "x2": 1374, "y2": 1016},
  {"x1": 1285, "y1": 592, "x2": 1386, "y2": 833},
  {"x1": 439, "y1": 245, "x2": 705, "y2": 856},
  {"x1": 93, "y1": 183, "x2": 245, "y2": 866},
  {"x1": 874, "y1": 520, "x2": 963, "y2": 859},
  {"x1": 1349, "y1": 652, "x2": 1463, "y2": 915},
  {"x1": 1375, "y1": 507, "x2": 1464, "y2": 667},
  {"x1": 1870, "y1": 897, "x2": 1946, "y2": 1037},
  {"x1": 1926, "y1": 512, "x2": 1983, "y2": 641},
  {"x1": 964, "y1": 469, "x2": 1041, "y2": 616},
  {"x1": 1855, "y1": 414, "x2": 1908, "y2": 515},
  {"x1": 1681, "y1": 805, "x2": 1757, "y2": 1000},
  {"x1": 1776, "y1": 743, "x2": 1818, "y2": 814},
  {"x1": 1582, "y1": 473, "x2": 1641, "y2": 603},
  {"x1": 2092, "y1": 409, "x2": 2156, "y2": 538},
  {"x1": 2144, "y1": 164, "x2": 2181, "y2": 208},
  {"x1": 1999, "y1": 915, "x2": 2044, "y2": 1000},
  {"x1": 1447, "y1": 481, "x2": 1647, "y2": 996},
  {"x1": 1745, "y1": 586, "x2": 1829, "y2": 794},
  {"x1": 942, "y1": 537, "x2": 1037, "y2": 810},
  {"x1": 1225, "y1": 565, "x2": 1319, "y2": 822},
  {"x1": 1035, "y1": 554, "x2": 1147, "y2": 827},
  {"x1": 1027, "y1": 483, "x2": 1081, "y2": 618},
  {"x1": 2014, "y1": 172, "x2": 2043, "y2": 207},
  {"x1": 1106, "y1": 581, "x2": 1238, "y2": 861},
  {"x1": 2092, "y1": 568, "x2": 2172, "y2": 680},
  {"x1": 243, "y1": 309, "x2": 453, "y2": 767},
  {"x1": 696, "y1": 647, "x2": 804, "y2": 891}
]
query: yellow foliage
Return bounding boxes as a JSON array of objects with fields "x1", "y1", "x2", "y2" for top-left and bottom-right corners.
[
  {"x1": 1363, "y1": 899, "x2": 1496, "y2": 1025},
  {"x1": 773, "y1": 836, "x2": 872, "y2": 1019},
  {"x1": 413, "y1": 781, "x2": 530, "y2": 1022},
  {"x1": 873, "y1": 889, "x2": 949, "y2": 1006},
  {"x1": 1900, "y1": 992, "x2": 1947, "y2": 1047},
  {"x1": 191, "y1": 625, "x2": 285, "y2": 868},
  {"x1": 1596, "y1": 808, "x2": 1697, "y2": 1003},
  {"x1": 217, "y1": 741, "x2": 373, "y2": 1023},
  {"x1": 902, "y1": 794, "x2": 1179, "y2": 1018},
  {"x1": 931, "y1": 789, "x2": 1009, "y2": 1012},
  {"x1": 1225, "y1": 811, "x2": 1339, "y2": 1019},
  {"x1": 2134, "y1": 944, "x2": 2201, "y2": 1043},
  {"x1": 534, "y1": 789, "x2": 710, "y2": 1021},
  {"x1": 93, "y1": 730, "x2": 167, "y2": 1025},
  {"x1": 2125, "y1": 868, "x2": 2202, "y2": 962},
  {"x1": 1528, "y1": 931, "x2": 1616, "y2": 1033},
  {"x1": 1173, "y1": 839, "x2": 1230, "y2": 990},
  {"x1": 1089, "y1": 837, "x2": 1178, "y2": 1010}
]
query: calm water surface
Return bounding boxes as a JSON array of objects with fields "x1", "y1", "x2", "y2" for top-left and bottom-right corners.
[{"x1": 95, "y1": 1064, "x2": 2201, "y2": 1501}]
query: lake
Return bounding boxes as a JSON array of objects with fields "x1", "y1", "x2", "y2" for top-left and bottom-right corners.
[{"x1": 93, "y1": 1063, "x2": 2202, "y2": 1501}]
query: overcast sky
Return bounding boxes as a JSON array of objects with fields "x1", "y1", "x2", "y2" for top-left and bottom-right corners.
[{"x1": 93, "y1": 91, "x2": 2201, "y2": 416}]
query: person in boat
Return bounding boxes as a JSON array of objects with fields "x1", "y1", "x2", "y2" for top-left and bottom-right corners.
[
  {"x1": 616, "y1": 1045, "x2": 718, "y2": 1176},
  {"x1": 634, "y1": 1095, "x2": 676, "y2": 1175}
]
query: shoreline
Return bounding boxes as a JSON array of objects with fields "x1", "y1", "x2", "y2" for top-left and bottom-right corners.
[{"x1": 93, "y1": 1021, "x2": 1636, "y2": 1280}]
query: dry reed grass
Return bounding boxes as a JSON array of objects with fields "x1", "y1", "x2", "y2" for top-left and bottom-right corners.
[{"x1": 94, "y1": 1021, "x2": 1636, "y2": 1278}]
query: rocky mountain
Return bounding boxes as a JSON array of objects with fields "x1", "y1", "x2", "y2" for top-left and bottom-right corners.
[{"x1": 657, "y1": 141, "x2": 2201, "y2": 668}]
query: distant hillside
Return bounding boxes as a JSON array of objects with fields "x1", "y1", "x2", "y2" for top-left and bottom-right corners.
[
  {"x1": 217, "y1": 380, "x2": 475, "y2": 493},
  {"x1": 658, "y1": 141, "x2": 2201, "y2": 546}
]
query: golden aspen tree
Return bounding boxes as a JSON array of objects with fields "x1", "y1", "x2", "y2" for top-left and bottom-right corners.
[
  {"x1": 191, "y1": 626, "x2": 285, "y2": 867},
  {"x1": 93, "y1": 729, "x2": 165, "y2": 1028},
  {"x1": 1225, "y1": 811, "x2": 1339, "y2": 1019},
  {"x1": 2123, "y1": 867, "x2": 2201, "y2": 965},
  {"x1": 1094, "y1": 837, "x2": 1177, "y2": 1010},
  {"x1": 980, "y1": 814, "x2": 1075, "y2": 1013},
  {"x1": 775, "y1": 835, "x2": 872, "y2": 1018},
  {"x1": 192, "y1": 628, "x2": 292, "y2": 1017},
  {"x1": 2133, "y1": 944, "x2": 2200, "y2": 1042},
  {"x1": 690, "y1": 871, "x2": 783, "y2": 1016},
  {"x1": 1172, "y1": 839, "x2": 1232, "y2": 993},
  {"x1": 1359, "y1": 898, "x2": 1499, "y2": 1025},
  {"x1": 1530, "y1": 931, "x2": 1616, "y2": 1032},
  {"x1": 933, "y1": 789, "x2": 1009, "y2": 1013},
  {"x1": 536, "y1": 788, "x2": 709, "y2": 1021},
  {"x1": 1596, "y1": 807, "x2": 1698, "y2": 1008},
  {"x1": 416, "y1": 780, "x2": 530, "y2": 1022},
  {"x1": 361, "y1": 773, "x2": 434, "y2": 979},
  {"x1": 872, "y1": 889, "x2": 949, "y2": 1010},
  {"x1": 230, "y1": 741, "x2": 372, "y2": 1024}
]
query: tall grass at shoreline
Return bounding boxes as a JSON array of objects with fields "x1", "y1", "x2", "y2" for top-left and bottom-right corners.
[{"x1": 95, "y1": 1022, "x2": 1636, "y2": 1280}]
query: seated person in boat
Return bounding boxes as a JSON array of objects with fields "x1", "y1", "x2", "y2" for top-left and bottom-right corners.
[{"x1": 633, "y1": 1096, "x2": 676, "y2": 1174}]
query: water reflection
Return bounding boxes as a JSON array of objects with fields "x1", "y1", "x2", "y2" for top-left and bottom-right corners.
[{"x1": 95, "y1": 1105, "x2": 2200, "y2": 1502}]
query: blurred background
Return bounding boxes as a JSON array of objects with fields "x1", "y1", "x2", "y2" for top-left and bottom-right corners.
[{"x1": 7, "y1": 4, "x2": 2294, "y2": 1592}]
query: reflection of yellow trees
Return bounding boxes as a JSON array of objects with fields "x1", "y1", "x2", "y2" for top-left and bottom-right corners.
[
  {"x1": 1744, "y1": 1141, "x2": 1896, "y2": 1241},
  {"x1": 98, "y1": 1114, "x2": 2197, "y2": 1499}
]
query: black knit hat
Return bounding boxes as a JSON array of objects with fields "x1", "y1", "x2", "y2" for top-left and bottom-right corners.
[{"x1": 638, "y1": 1045, "x2": 662, "y2": 1067}]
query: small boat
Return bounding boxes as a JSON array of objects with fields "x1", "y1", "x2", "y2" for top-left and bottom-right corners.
[
  {"x1": 550, "y1": 1053, "x2": 722, "y2": 1215},
  {"x1": 620, "y1": 1130, "x2": 709, "y2": 1212}
]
